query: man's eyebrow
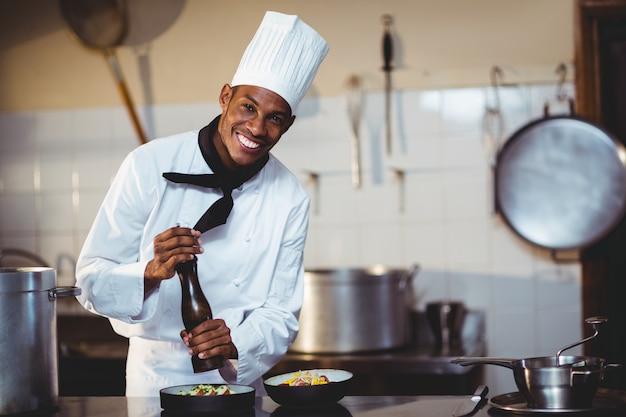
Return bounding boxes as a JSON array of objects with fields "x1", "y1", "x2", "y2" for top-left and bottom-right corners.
[{"x1": 242, "y1": 94, "x2": 291, "y2": 118}]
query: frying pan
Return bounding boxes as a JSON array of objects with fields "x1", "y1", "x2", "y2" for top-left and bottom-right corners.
[
  {"x1": 494, "y1": 99, "x2": 626, "y2": 253},
  {"x1": 59, "y1": 0, "x2": 148, "y2": 145}
]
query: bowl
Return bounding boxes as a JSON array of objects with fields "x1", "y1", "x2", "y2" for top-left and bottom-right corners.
[
  {"x1": 264, "y1": 369, "x2": 353, "y2": 407},
  {"x1": 160, "y1": 383, "x2": 255, "y2": 414}
]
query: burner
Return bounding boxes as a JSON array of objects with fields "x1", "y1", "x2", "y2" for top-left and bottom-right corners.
[{"x1": 489, "y1": 389, "x2": 626, "y2": 414}]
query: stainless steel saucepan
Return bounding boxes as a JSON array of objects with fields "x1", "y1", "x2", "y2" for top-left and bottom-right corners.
[
  {"x1": 452, "y1": 317, "x2": 621, "y2": 409},
  {"x1": 451, "y1": 355, "x2": 621, "y2": 409}
]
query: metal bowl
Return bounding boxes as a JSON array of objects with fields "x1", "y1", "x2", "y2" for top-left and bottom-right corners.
[{"x1": 264, "y1": 369, "x2": 353, "y2": 407}]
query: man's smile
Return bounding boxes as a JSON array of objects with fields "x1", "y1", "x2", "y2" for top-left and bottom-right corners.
[{"x1": 237, "y1": 133, "x2": 261, "y2": 150}]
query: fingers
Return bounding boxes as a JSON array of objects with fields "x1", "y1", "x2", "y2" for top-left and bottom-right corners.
[
  {"x1": 145, "y1": 226, "x2": 203, "y2": 281},
  {"x1": 183, "y1": 319, "x2": 235, "y2": 360},
  {"x1": 154, "y1": 227, "x2": 203, "y2": 258}
]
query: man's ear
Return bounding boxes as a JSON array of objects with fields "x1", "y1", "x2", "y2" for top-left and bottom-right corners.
[
  {"x1": 282, "y1": 115, "x2": 296, "y2": 135},
  {"x1": 219, "y1": 84, "x2": 233, "y2": 110}
]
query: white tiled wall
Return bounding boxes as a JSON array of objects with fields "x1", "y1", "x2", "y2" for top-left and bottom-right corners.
[{"x1": 0, "y1": 82, "x2": 582, "y2": 394}]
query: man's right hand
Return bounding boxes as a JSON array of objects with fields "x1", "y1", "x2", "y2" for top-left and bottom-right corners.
[{"x1": 144, "y1": 226, "x2": 203, "y2": 291}]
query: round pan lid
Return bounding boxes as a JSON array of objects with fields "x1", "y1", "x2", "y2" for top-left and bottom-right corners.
[{"x1": 495, "y1": 115, "x2": 626, "y2": 250}]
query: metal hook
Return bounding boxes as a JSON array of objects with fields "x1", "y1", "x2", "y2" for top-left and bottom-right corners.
[
  {"x1": 489, "y1": 66, "x2": 504, "y2": 112},
  {"x1": 381, "y1": 14, "x2": 393, "y2": 30},
  {"x1": 555, "y1": 62, "x2": 568, "y2": 101}
]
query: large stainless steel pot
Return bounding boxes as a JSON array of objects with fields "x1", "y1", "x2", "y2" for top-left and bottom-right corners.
[
  {"x1": 0, "y1": 267, "x2": 80, "y2": 415},
  {"x1": 290, "y1": 265, "x2": 419, "y2": 353}
]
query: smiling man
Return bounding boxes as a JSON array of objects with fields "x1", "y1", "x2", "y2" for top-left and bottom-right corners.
[{"x1": 75, "y1": 11, "x2": 328, "y2": 396}]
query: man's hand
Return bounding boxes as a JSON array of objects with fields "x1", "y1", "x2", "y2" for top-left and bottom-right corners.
[
  {"x1": 144, "y1": 226, "x2": 203, "y2": 292},
  {"x1": 181, "y1": 318, "x2": 239, "y2": 361}
]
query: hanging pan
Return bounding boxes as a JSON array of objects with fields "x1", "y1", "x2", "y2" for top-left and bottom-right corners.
[
  {"x1": 494, "y1": 97, "x2": 626, "y2": 255},
  {"x1": 59, "y1": 0, "x2": 148, "y2": 145}
]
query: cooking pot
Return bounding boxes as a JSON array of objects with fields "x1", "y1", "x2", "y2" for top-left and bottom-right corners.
[
  {"x1": 494, "y1": 100, "x2": 626, "y2": 253},
  {"x1": 0, "y1": 267, "x2": 81, "y2": 415},
  {"x1": 289, "y1": 265, "x2": 419, "y2": 353},
  {"x1": 452, "y1": 355, "x2": 622, "y2": 409}
]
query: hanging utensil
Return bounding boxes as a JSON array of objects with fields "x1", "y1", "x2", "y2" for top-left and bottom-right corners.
[
  {"x1": 381, "y1": 14, "x2": 394, "y2": 155},
  {"x1": 483, "y1": 66, "x2": 505, "y2": 215},
  {"x1": 346, "y1": 75, "x2": 363, "y2": 189},
  {"x1": 59, "y1": 0, "x2": 148, "y2": 145}
]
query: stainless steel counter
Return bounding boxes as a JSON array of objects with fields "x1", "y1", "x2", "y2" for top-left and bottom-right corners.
[{"x1": 45, "y1": 393, "x2": 626, "y2": 417}]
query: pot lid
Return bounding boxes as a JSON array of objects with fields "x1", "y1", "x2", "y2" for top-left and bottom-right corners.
[
  {"x1": 495, "y1": 116, "x2": 626, "y2": 250},
  {"x1": 0, "y1": 267, "x2": 56, "y2": 293}
]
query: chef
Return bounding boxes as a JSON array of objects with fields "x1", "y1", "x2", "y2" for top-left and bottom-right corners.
[{"x1": 75, "y1": 11, "x2": 328, "y2": 396}]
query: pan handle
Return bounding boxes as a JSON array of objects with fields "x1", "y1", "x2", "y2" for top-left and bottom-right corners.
[
  {"x1": 570, "y1": 363, "x2": 622, "y2": 385},
  {"x1": 451, "y1": 357, "x2": 517, "y2": 369}
]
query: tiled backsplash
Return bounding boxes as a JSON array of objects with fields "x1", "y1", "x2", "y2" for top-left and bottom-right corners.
[{"x1": 0, "y1": 82, "x2": 582, "y2": 393}]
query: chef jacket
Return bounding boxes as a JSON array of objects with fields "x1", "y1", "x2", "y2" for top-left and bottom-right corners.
[{"x1": 75, "y1": 129, "x2": 309, "y2": 396}]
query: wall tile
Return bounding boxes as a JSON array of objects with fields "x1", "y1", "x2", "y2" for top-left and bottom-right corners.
[
  {"x1": 444, "y1": 220, "x2": 490, "y2": 265},
  {"x1": 0, "y1": 111, "x2": 36, "y2": 152},
  {"x1": 0, "y1": 194, "x2": 37, "y2": 232},
  {"x1": 492, "y1": 310, "x2": 536, "y2": 352},
  {"x1": 441, "y1": 87, "x2": 485, "y2": 134},
  {"x1": 404, "y1": 223, "x2": 446, "y2": 269},
  {"x1": 39, "y1": 149, "x2": 73, "y2": 192},
  {"x1": 39, "y1": 193, "x2": 74, "y2": 232},
  {"x1": 0, "y1": 151, "x2": 37, "y2": 192},
  {"x1": 74, "y1": 146, "x2": 113, "y2": 190}
]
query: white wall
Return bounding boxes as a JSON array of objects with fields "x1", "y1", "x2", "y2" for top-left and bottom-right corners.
[{"x1": 0, "y1": 78, "x2": 583, "y2": 394}]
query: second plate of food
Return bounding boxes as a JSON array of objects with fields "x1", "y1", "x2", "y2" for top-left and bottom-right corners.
[{"x1": 264, "y1": 369, "x2": 353, "y2": 407}]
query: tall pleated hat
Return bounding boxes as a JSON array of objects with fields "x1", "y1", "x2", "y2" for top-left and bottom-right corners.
[{"x1": 231, "y1": 11, "x2": 329, "y2": 113}]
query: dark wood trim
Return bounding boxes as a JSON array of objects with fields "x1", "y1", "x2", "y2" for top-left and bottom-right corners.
[
  {"x1": 575, "y1": 2, "x2": 626, "y2": 387},
  {"x1": 575, "y1": 1, "x2": 626, "y2": 124}
]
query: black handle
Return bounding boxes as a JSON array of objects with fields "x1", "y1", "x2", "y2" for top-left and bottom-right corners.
[{"x1": 382, "y1": 15, "x2": 393, "y2": 72}]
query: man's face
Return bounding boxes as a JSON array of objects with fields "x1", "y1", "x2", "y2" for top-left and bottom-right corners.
[{"x1": 215, "y1": 84, "x2": 295, "y2": 171}]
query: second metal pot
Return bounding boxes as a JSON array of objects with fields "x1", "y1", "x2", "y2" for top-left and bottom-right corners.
[{"x1": 290, "y1": 265, "x2": 419, "y2": 353}]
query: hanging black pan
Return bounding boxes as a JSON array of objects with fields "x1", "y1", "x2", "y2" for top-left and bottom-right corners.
[{"x1": 494, "y1": 99, "x2": 626, "y2": 252}]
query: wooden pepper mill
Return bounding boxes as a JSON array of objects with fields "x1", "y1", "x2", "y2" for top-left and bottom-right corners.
[{"x1": 176, "y1": 255, "x2": 224, "y2": 372}]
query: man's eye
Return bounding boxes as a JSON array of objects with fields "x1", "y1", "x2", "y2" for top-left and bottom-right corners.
[
  {"x1": 271, "y1": 115, "x2": 283, "y2": 124},
  {"x1": 244, "y1": 103, "x2": 254, "y2": 111}
]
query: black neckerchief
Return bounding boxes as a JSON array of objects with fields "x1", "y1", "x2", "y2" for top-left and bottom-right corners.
[{"x1": 163, "y1": 115, "x2": 269, "y2": 232}]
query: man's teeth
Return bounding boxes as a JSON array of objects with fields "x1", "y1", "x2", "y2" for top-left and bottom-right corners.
[{"x1": 238, "y1": 134, "x2": 260, "y2": 149}]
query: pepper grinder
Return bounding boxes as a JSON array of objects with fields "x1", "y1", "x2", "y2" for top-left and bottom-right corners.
[{"x1": 176, "y1": 255, "x2": 224, "y2": 372}]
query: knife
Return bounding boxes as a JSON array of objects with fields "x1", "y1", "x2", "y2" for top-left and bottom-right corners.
[{"x1": 452, "y1": 385, "x2": 489, "y2": 417}]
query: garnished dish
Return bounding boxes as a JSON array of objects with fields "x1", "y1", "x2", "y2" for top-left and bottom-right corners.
[
  {"x1": 178, "y1": 384, "x2": 232, "y2": 396},
  {"x1": 279, "y1": 370, "x2": 330, "y2": 386},
  {"x1": 160, "y1": 384, "x2": 255, "y2": 414},
  {"x1": 264, "y1": 369, "x2": 353, "y2": 407}
]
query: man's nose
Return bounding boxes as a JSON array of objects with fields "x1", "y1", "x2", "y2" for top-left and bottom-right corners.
[{"x1": 247, "y1": 116, "x2": 266, "y2": 137}]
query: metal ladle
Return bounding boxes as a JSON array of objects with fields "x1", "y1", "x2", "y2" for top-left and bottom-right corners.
[
  {"x1": 59, "y1": 0, "x2": 148, "y2": 145},
  {"x1": 555, "y1": 316, "x2": 608, "y2": 366}
]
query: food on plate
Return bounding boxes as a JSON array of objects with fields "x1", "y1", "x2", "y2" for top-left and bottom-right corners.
[
  {"x1": 279, "y1": 370, "x2": 330, "y2": 386},
  {"x1": 178, "y1": 384, "x2": 232, "y2": 396}
]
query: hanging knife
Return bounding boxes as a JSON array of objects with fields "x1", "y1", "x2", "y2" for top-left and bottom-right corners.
[
  {"x1": 452, "y1": 385, "x2": 489, "y2": 417},
  {"x1": 381, "y1": 14, "x2": 393, "y2": 155}
]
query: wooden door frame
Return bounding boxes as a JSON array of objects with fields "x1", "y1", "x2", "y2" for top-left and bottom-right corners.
[{"x1": 575, "y1": 0, "x2": 626, "y2": 352}]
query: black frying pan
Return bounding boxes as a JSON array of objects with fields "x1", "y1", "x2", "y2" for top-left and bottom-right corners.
[{"x1": 494, "y1": 100, "x2": 626, "y2": 252}]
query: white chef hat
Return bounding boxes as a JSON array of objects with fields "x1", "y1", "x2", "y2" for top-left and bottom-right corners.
[{"x1": 231, "y1": 11, "x2": 329, "y2": 113}]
